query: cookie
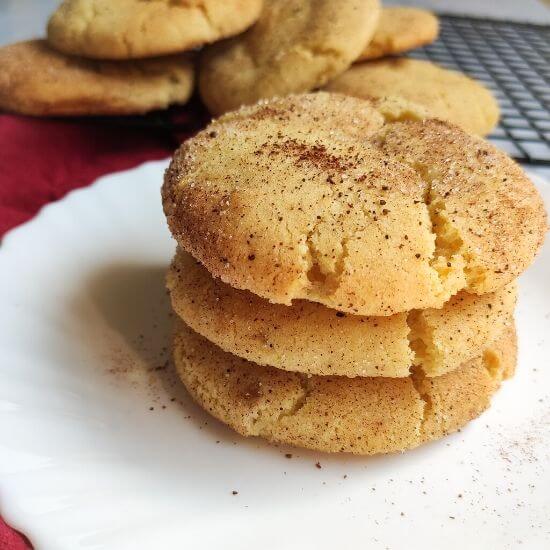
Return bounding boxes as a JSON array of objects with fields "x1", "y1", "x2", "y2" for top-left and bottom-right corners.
[
  {"x1": 325, "y1": 58, "x2": 500, "y2": 136},
  {"x1": 198, "y1": 0, "x2": 381, "y2": 115},
  {"x1": 173, "y1": 319, "x2": 517, "y2": 455},
  {"x1": 358, "y1": 7, "x2": 439, "y2": 61},
  {"x1": 47, "y1": 0, "x2": 263, "y2": 59},
  {"x1": 168, "y1": 248, "x2": 517, "y2": 378},
  {"x1": 0, "y1": 40, "x2": 194, "y2": 116},
  {"x1": 163, "y1": 93, "x2": 547, "y2": 316}
]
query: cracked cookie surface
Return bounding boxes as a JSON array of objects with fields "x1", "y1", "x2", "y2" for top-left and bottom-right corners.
[
  {"x1": 357, "y1": 7, "x2": 439, "y2": 61},
  {"x1": 173, "y1": 319, "x2": 516, "y2": 455},
  {"x1": 168, "y1": 248, "x2": 516, "y2": 377},
  {"x1": 163, "y1": 93, "x2": 547, "y2": 316},
  {"x1": 0, "y1": 40, "x2": 194, "y2": 116},
  {"x1": 198, "y1": 0, "x2": 381, "y2": 115},
  {"x1": 325, "y1": 58, "x2": 499, "y2": 136},
  {"x1": 47, "y1": 0, "x2": 262, "y2": 59}
]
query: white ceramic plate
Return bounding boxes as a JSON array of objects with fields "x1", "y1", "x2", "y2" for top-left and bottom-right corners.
[{"x1": 0, "y1": 160, "x2": 549, "y2": 550}]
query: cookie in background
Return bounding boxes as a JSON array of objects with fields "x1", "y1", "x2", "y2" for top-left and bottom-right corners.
[
  {"x1": 0, "y1": 40, "x2": 194, "y2": 116},
  {"x1": 358, "y1": 6, "x2": 439, "y2": 61},
  {"x1": 198, "y1": 0, "x2": 381, "y2": 115},
  {"x1": 325, "y1": 57, "x2": 500, "y2": 135},
  {"x1": 47, "y1": 0, "x2": 263, "y2": 59}
]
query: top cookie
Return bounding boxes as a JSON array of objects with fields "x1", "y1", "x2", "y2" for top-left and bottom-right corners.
[
  {"x1": 198, "y1": 0, "x2": 381, "y2": 115},
  {"x1": 163, "y1": 93, "x2": 547, "y2": 316},
  {"x1": 358, "y1": 7, "x2": 439, "y2": 61},
  {"x1": 47, "y1": 0, "x2": 263, "y2": 59}
]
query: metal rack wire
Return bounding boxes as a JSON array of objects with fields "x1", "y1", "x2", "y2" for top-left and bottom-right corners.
[{"x1": 408, "y1": 14, "x2": 550, "y2": 166}]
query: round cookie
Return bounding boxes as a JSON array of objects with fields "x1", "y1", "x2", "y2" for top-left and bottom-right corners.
[
  {"x1": 358, "y1": 7, "x2": 439, "y2": 61},
  {"x1": 173, "y1": 320, "x2": 517, "y2": 455},
  {"x1": 325, "y1": 58, "x2": 500, "y2": 136},
  {"x1": 198, "y1": 0, "x2": 381, "y2": 115},
  {"x1": 168, "y1": 249, "x2": 517, "y2": 377},
  {"x1": 163, "y1": 93, "x2": 547, "y2": 316},
  {"x1": 47, "y1": 0, "x2": 263, "y2": 60},
  {"x1": 0, "y1": 40, "x2": 194, "y2": 116}
]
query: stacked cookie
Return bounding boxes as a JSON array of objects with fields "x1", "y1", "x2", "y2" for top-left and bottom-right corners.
[{"x1": 162, "y1": 93, "x2": 546, "y2": 455}]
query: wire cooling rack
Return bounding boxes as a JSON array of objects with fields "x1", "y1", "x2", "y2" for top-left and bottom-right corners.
[{"x1": 408, "y1": 14, "x2": 550, "y2": 166}]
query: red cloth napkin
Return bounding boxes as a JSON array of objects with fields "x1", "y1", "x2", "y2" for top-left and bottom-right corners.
[
  {"x1": 0, "y1": 102, "x2": 208, "y2": 547},
  {"x1": 0, "y1": 102, "x2": 208, "y2": 238},
  {"x1": 0, "y1": 517, "x2": 32, "y2": 550}
]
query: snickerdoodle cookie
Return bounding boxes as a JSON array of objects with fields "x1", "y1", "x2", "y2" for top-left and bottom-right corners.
[
  {"x1": 162, "y1": 93, "x2": 546, "y2": 316},
  {"x1": 198, "y1": 0, "x2": 381, "y2": 115},
  {"x1": 358, "y1": 7, "x2": 439, "y2": 61},
  {"x1": 47, "y1": 0, "x2": 263, "y2": 59},
  {"x1": 173, "y1": 319, "x2": 516, "y2": 455},
  {"x1": 168, "y1": 248, "x2": 516, "y2": 377},
  {"x1": 325, "y1": 58, "x2": 499, "y2": 135},
  {"x1": 0, "y1": 40, "x2": 194, "y2": 116}
]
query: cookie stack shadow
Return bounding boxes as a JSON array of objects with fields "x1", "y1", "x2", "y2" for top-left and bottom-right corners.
[{"x1": 162, "y1": 93, "x2": 546, "y2": 455}]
